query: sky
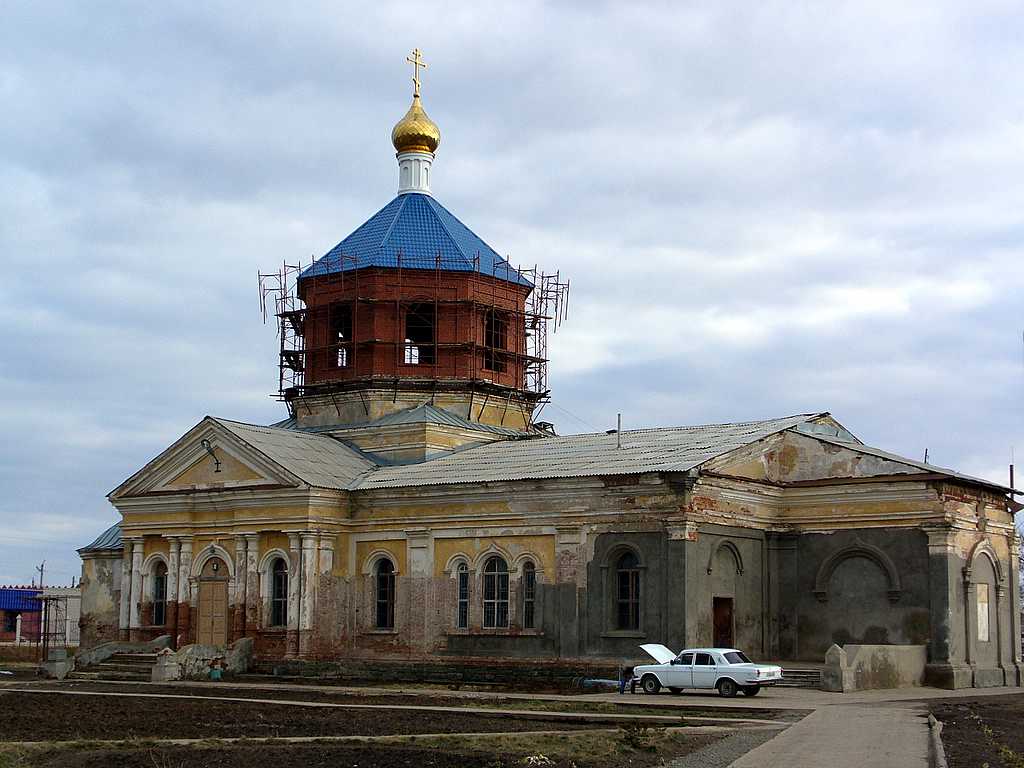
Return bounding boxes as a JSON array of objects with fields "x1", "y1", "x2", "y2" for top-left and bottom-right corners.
[{"x1": 1, "y1": 1, "x2": 1022, "y2": 586}]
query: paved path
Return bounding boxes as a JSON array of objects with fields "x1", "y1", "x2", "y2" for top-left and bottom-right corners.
[{"x1": 727, "y1": 703, "x2": 930, "y2": 767}]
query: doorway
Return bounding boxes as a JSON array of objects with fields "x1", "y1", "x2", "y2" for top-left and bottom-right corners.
[
  {"x1": 196, "y1": 557, "x2": 229, "y2": 647},
  {"x1": 713, "y1": 597, "x2": 734, "y2": 648}
]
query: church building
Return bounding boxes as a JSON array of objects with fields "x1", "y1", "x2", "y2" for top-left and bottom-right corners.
[{"x1": 79, "y1": 52, "x2": 1022, "y2": 689}]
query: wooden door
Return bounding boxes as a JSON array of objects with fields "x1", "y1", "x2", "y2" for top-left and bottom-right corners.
[
  {"x1": 196, "y1": 558, "x2": 228, "y2": 647},
  {"x1": 713, "y1": 597, "x2": 734, "y2": 648}
]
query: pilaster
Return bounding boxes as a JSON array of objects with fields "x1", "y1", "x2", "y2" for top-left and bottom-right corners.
[
  {"x1": 1010, "y1": 532, "x2": 1024, "y2": 684},
  {"x1": 923, "y1": 526, "x2": 972, "y2": 688}
]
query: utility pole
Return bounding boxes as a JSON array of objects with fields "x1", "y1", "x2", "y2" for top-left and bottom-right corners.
[{"x1": 35, "y1": 561, "x2": 45, "y2": 590}]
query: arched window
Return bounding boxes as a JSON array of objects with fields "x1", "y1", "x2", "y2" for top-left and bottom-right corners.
[
  {"x1": 522, "y1": 561, "x2": 537, "y2": 629},
  {"x1": 483, "y1": 556, "x2": 509, "y2": 629},
  {"x1": 456, "y1": 562, "x2": 469, "y2": 629},
  {"x1": 271, "y1": 558, "x2": 288, "y2": 627},
  {"x1": 152, "y1": 562, "x2": 168, "y2": 626},
  {"x1": 616, "y1": 552, "x2": 641, "y2": 631},
  {"x1": 376, "y1": 559, "x2": 396, "y2": 630}
]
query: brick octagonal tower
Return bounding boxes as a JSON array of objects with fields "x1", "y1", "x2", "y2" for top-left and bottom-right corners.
[{"x1": 263, "y1": 51, "x2": 566, "y2": 437}]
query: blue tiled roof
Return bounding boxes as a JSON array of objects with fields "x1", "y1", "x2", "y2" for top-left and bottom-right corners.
[
  {"x1": 300, "y1": 193, "x2": 532, "y2": 287},
  {"x1": 0, "y1": 588, "x2": 41, "y2": 612}
]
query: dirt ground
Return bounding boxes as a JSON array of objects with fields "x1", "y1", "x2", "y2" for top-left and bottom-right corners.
[
  {"x1": 0, "y1": 685, "x2": 736, "y2": 768},
  {"x1": 0, "y1": 691, "x2": 594, "y2": 742},
  {"x1": 930, "y1": 694, "x2": 1024, "y2": 768},
  {"x1": 25, "y1": 680, "x2": 792, "y2": 721},
  {"x1": 9, "y1": 730, "x2": 722, "y2": 768}
]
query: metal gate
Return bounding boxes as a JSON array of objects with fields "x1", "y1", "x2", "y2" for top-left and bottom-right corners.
[{"x1": 39, "y1": 594, "x2": 79, "y2": 660}]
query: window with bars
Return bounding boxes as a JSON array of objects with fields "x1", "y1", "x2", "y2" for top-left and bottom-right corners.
[
  {"x1": 152, "y1": 562, "x2": 168, "y2": 626},
  {"x1": 482, "y1": 309, "x2": 508, "y2": 372},
  {"x1": 482, "y1": 556, "x2": 509, "y2": 629},
  {"x1": 404, "y1": 303, "x2": 435, "y2": 365},
  {"x1": 271, "y1": 558, "x2": 288, "y2": 627},
  {"x1": 330, "y1": 303, "x2": 352, "y2": 368},
  {"x1": 615, "y1": 551, "x2": 641, "y2": 631},
  {"x1": 456, "y1": 562, "x2": 469, "y2": 629},
  {"x1": 522, "y1": 561, "x2": 536, "y2": 629},
  {"x1": 376, "y1": 559, "x2": 396, "y2": 630}
]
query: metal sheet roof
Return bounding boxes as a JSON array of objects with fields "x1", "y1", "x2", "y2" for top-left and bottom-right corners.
[
  {"x1": 0, "y1": 588, "x2": 41, "y2": 612},
  {"x1": 212, "y1": 418, "x2": 376, "y2": 490},
  {"x1": 352, "y1": 413, "x2": 825, "y2": 490},
  {"x1": 346, "y1": 404, "x2": 529, "y2": 436},
  {"x1": 78, "y1": 522, "x2": 122, "y2": 553},
  {"x1": 299, "y1": 193, "x2": 532, "y2": 287}
]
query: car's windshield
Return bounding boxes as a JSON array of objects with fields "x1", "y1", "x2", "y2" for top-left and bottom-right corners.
[{"x1": 723, "y1": 651, "x2": 751, "y2": 664}]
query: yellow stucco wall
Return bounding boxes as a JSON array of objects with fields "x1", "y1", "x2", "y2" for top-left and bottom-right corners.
[
  {"x1": 355, "y1": 539, "x2": 407, "y2": 574},
  {"x1": 433, "y1": 535, "x2": 554, "y2": 576}
]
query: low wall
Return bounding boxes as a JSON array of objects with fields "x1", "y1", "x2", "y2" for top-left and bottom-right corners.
[
  {"x1": 822, "y1": 643, "x2": 927, "y2": 692},
  {"x1": 253, "y1": 656, "x2": 620, "y2": 691}
]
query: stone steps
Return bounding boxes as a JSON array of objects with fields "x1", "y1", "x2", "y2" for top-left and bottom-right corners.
[
  {"x1": 778, "y1": 668, "x2": 822, "y2": 689},
  {"x1": 72, "y1": 651, "x2": 160, "y2": 682}
]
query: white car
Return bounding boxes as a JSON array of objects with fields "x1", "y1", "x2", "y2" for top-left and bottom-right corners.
[{"x1": 633, "y1": 645, "x2": 782, "y2": 697}]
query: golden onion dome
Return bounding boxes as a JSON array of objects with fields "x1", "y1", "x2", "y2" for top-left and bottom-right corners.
[{"x1": 391, "y1": 94, "x2": 440, "y2": 155}]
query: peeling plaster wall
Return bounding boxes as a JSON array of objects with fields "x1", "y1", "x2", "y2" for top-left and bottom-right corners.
[{"x1": 78, "y1": 554, "x2": 121, "y2": 648}]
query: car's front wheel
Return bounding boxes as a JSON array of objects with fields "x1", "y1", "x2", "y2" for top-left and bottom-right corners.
[
  {"x1": 641, "y1": 675, "x2": 661, "y2": 695},
  {"x1": 717, "y1": 678, "x2": 738, "y2": 698},
  {"x1": 741, "y1": 685, "x2": 760, "y2": 697}
]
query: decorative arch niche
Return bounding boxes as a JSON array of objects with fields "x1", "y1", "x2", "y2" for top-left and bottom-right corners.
[
  {"x1": 963, "y1": 539, "x2": 1005, "y2": 587},
  {"x1": 706, "y1": 541, "x2": 744, "y2": 576},
  {"x1": 813, "y1": 540, "x2": 902, "y2": 604}
]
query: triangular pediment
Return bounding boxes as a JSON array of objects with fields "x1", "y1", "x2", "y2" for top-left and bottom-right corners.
[
  {"x1": 110, "y1": 417, "x2": 302, "y2": 500},
  {"x1": 705, "y1": 420, "x2": 933, "y2": 485}
]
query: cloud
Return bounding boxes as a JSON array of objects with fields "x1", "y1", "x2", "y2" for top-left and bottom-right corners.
[{"x1": 0, "y1": 0, "x2": 1022, "y2": 584}]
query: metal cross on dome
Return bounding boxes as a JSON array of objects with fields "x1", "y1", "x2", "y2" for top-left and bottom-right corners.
[{"x1": 406, "y1": 48, "x2": 428, "y2": 97}]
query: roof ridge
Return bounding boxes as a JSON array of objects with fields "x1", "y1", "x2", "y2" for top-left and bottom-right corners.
[
  {"x1": 377, "y1": 193, "x2": 410, "y2": 256},
  {"x1": 212, "y1": 416, "x2": 340, "y2": 442},
  {"x1": 556, "y1": 413, "x2": 825, "y2": 439},
  {"x1": 422, "y1": 195, "x2": 478, "y2": 270}
]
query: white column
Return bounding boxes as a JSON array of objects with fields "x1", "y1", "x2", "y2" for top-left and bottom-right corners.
[
  {"x1": 178, "y1": 540, "x2": 193, "y2": 603},
  {"x1": 167, "y1": 539, "x2": 180, "y2": 611},
  {"x1": 286, "y1": 533, "x2": 301, "y2": 642},
  {"x1": 128, "y1": 539, "x2": 144, "y2": 630},
  {"x1": 300, "y1": 533, "x2": 317, "y2": 632},
  {"x1": 15, "y1": 614, "x2": 21, "y2": 644},
  {"x1": 245, "y1": 534, "x2": 259, "y2": 632},
  {"x1": 118, "y1": 545, "x2": 131, "y2": 632},
  {"x1": 234, "y1": 536, "x2": 248, "y2": 636}
]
